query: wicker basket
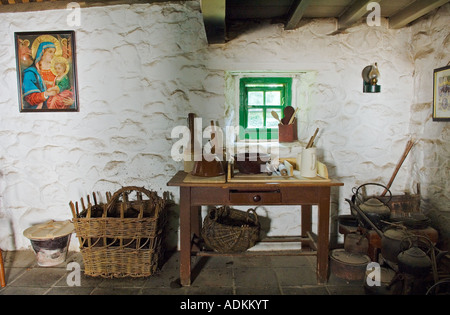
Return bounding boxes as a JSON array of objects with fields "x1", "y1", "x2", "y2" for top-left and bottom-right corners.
[
  {"x1": 69, "y1": 186, "x2": 167, "y2": 278},
  {"x1": 201, "y1": 206, "x2": 260, "y2": 253}
]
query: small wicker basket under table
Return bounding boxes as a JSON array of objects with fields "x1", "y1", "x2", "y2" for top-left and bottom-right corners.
[
  {"x1": 202, "y1": 206, "x2": 260, "y2": 253},
  {"x1": 70, "y1": 186, "x2": 167, "y2": 278}
]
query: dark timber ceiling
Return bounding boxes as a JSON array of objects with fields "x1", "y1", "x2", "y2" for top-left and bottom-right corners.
[
  {"x1": 202, "y1": 0, "x2": 450, "y2": 43},
  {"x1": 0, "y1": 0, "x2": 448, "y2": 44}
]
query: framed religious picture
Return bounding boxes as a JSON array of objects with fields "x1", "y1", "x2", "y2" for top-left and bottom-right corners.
[
  {"x1": 432, "y1": 65, "x2": 450, "y2": 121},
  {"x1": 15, "y1": 31, "x2": 79, "y2": 112}
]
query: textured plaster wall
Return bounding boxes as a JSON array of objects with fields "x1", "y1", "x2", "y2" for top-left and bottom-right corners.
[
  {"x1": 0, "y1": 2, "x2": 208, "y2": 250},
  {"x1": 409, "y1": 4, "x2": 450, "y2": 248},
  {"x1": 0, "y1": 1, "x2": 448, "y2": 251}
]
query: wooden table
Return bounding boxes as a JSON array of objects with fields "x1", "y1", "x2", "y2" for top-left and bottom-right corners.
[{"x1": 167, "y1": 171, "x2": 343, "y2": 286}]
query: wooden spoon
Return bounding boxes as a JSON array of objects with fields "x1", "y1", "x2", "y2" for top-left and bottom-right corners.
[
  {"x1": 288, "y1": 107, "x2": 299, "y2": 125},
  {"x1": 271, "y1": 111, "x2": 282, "y2": 124},
  {"x1": 306, "y1": 128, "x2": 319, "y2": 149},
  {"x1": 282, "y1": 106, "x2": 295, "y2": 125}
]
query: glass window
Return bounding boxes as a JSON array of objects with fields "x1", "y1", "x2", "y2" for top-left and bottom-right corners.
[{"x1": 239, "y1": 77, "x2": 292, "y2": 140}]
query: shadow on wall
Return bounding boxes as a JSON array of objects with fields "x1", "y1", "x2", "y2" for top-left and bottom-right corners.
[
  {"x1": 423, "y1": 201, "x2": 450, "y2": 252},
  {"x1": 0, "y1": 170, "x2": 19, "y2": 251},
  {"x1": 164, "y1": 196, "x2": 180, "y2": 251}
]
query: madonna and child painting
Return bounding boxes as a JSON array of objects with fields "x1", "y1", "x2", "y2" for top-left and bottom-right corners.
[{"x1": 15, "y1": 31, "x2": 78, "y2": 112}]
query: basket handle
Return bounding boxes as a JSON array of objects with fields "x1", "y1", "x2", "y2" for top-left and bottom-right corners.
[
  {"x1": 208, "y1": 207, "x2": 259, "y2": 224},
  {"x1": 105, "y1": 186, "x2": 159, "y2": 216},
  {"x1": 246, "y1": 208, "x2": 259, "y2": 225},
  {"x1": 207, "y1": 206, "x2": 224, "y2": 222}
]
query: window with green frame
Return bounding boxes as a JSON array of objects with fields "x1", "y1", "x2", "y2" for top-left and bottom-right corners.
[{"x1": 239, "y1": 77, "x2": 292, "y2": 140}]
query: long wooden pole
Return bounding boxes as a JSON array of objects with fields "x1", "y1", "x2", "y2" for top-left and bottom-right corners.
[{"x1": 381, "y1": 139, "x2": 415, "y2": 196}]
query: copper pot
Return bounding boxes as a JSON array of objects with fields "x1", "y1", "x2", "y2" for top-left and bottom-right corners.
[
  {"x1": 191, "y1": 120, "x2": 225, "y2": 177},
  {"x1": 191, "y1": 155, "x2": 225, "y2": 177},
  {"x1": 330, "y1": 249, "x2": 371, "y2": 281},
  {"x1": 344, "y1": 233, "x2": 369, "y2": 255}
]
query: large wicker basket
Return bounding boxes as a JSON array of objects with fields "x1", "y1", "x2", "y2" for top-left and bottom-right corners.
[
  {"x1": 201, "y1": 206, "x2": 260, "y2": 253},
  {"x1": 69, "y1": 186, "x2": 167, "y2": 278}
]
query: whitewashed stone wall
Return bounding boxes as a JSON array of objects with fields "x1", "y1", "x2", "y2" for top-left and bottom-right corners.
[
  {"x1": 0, "y1": 1, "x2": 448, "y2": 251},
  {"x1": 409, "y1": 5, "x2": 450, "y2": 249}
]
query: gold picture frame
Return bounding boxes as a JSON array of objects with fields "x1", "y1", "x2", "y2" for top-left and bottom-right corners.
[
  {"x1": 433, "y1": 65, "x2": 450, "y2": 121},
  {"x1": 15, "y1": 31, "x2": 79, "y2": 112}
]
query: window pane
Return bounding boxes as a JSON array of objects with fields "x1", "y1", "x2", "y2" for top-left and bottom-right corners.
[
  {"x1": 265, "y1": 91, "x2": 281, "y2": 105},
  {"x1": 248, "y1": 108, "x2": 264, "y2": 128},
  {"x1": 266, "y1": 108, "x2": 281, "y2": 128},
  {"x1": 248, "y1": 91, "x2": 263, "y2": 105}
]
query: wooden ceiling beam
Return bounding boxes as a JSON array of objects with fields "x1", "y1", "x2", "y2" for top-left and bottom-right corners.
[
  {"x1": 389, "y1": 0, "x2": 450, "y2": 29},
  {"x1": 285, "y1": 0, "x2": 314, "y2": 30},
  {"x1": 201, "y1": 0, "x2": 226, "y2": 44},
  {"x1": 338, "y1": 0, "x2": 381, "y2": 30},
  {"x1": 0, "y1": 0, "x2": 171, "y2": 13}
]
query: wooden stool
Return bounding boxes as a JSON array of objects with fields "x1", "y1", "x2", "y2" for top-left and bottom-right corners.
[{"x1": 0, "y1": 249, "x2": 5, "y2": 287}]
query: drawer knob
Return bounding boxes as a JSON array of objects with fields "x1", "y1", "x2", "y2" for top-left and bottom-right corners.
[{"x1": 253, "y1": 195, "x2": 261, "y2": 202}]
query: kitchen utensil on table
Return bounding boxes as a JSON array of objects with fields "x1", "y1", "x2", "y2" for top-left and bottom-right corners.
[
  {"x1": 299, "y1": 147, "x2": 317, "y2": 178},
  {"x1": 191, "y1": 156, "x2": 225, "y2": 177},
  {"x1": 288, "y1": 107, "x2": 299, "y2": 125},
  {"x1": 188, "y1": 113, "x2": 195, "y2": 153},
  {"x1": 281, "y1": 106, "x2": 295, "y2": 125},
  {"x1": 278, "y1": 122, "x2": 298, "y2": 142},
  {"x1": 184, "y1": 113, "x2": 196, "y2": 172},
  {"x1": 306, "y1": 128, "x2": 319, "y2": 149},
  {"x1": 271, "y1": 111, "x2": 282, "y2": 124},
  {"x1": 191, "y1": 120, "x2": 225, "y2": 177},
  {"x1": 234, "y1": 153, "x2": 271, "y2": 174}
]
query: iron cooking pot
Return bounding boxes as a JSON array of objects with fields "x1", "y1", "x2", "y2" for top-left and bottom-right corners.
[
  {"x1": 397, "y1": 246, "x2": 431, "y2": 276},
  {"x1": 381, "y1": 227, "x2": 409, "y2": 263},
  {"x1": 396, "y1": 235, "x2": 448, "y2": 278}
]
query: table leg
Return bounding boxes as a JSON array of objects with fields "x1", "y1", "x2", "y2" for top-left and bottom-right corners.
[
  {"x1": 179, "y1": 187, "x2": 191, "y2": 286},
  {"x1": 0, "y1": 249, "x2": 6, "y2": 287},
  {"x1": 191, "y1": 205, "x2": 201, "y2": 239},
  {"x1": 317, "y1": 187, "x2": 331, "y2": 284},
  {"x1": 301, "y1": 205, "x2": 312, "y2": 237}
]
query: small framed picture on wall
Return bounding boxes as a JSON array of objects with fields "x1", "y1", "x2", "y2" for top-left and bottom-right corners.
[
  {"x1": 15, "y1": 30, "x2": 79, "y2": 112},
  {"x1": 432, "y1": 65, "x2": 450, "y2": 121}
]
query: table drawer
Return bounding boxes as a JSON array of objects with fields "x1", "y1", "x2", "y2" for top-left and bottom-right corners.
[{"x1": 229, "y1": 189, "x2": 281, "y2": 205}]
